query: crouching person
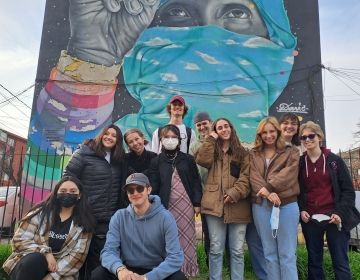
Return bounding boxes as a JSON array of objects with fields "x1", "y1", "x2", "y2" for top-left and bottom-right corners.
[
  {"x1": 91, "y1": 173, "x2": 187, "y2": 280},
  {"x1": 3, "y1": 176, "x2": 95, "y2": 280}
]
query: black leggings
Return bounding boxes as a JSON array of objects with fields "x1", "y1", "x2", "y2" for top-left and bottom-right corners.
[
  {"x1": 10, "y1": 252, "x2": 48, "y2": 280},
  {"x1": 91, "y1": 265, "x2": 187, "y2": 280}
]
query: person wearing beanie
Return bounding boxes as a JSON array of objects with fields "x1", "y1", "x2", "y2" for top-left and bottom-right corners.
[
  {"x1": 151, "y1": 95, "x2": 196, "y2": 154},
  {"x1": 189, "y1": 112, "x2": 212, "y2": 267}
]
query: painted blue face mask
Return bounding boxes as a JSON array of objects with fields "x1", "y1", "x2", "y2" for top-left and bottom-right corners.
[
  {"x1": 270, "y1": 204, "x2": 280, "y2": 238},
  {"x1": 116, "y1": 0, "x2": 296, "y2": 143}
]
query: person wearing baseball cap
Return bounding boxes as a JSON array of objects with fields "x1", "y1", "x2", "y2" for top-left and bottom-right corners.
[
  {"x1": 91, "y1": 173, "x2": 186, "y2": 280},
  {"x1": 151, "y1": 95, "x2": 196, "y2": 154}
]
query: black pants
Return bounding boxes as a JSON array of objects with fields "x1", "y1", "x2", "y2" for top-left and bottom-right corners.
[
  {"x1": 91, "y1": 265, "x2": 187, "y2": 280},
  {"x1": 10, "y1": 252, "x2": 48, "y2": 280},
  {"x1": 79, "y1": 236, "x2": 106, "y2": 280}
]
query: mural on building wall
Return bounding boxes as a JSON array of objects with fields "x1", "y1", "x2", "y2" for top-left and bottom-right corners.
[{"x1": 24, "y1": 0, "x2": 324, "y2": 202}]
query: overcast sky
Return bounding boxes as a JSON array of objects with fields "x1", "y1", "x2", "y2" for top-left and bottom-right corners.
[{"x1": 0, "y1": 0, "x2": 359, "y2": 152}]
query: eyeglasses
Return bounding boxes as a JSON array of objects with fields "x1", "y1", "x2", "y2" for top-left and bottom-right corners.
[
  {"x1": 126, "y1": 185, "x2": 145, "y2": 195},
  {"x1": 300, "y1": 133, "x2": 317, "y2": 141}
]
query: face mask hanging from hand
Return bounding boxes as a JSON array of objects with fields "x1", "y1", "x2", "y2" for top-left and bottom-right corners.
[{"x1": 270, "y1": 204, "x2": 280, "y2": 238}]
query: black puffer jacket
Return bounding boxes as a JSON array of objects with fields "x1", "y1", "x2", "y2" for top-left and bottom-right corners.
[{"x1": 64, "y1": 144, "x2": 127, "y2": 235}]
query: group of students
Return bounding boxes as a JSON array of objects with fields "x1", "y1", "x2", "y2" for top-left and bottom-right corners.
[{"x1": 3, "y1": 95, "x2": 360, "y2": 280}]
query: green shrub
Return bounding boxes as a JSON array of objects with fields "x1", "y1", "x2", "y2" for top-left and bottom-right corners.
[{"x1": 1, "y1": 243, "x2": 359, "y2": 280}]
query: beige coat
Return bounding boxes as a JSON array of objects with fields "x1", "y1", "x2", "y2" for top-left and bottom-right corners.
[
  {"x1": 250, "y1": 145, "x2": 300, "y2": 205},
  {"x1": 195, "y1": 136, "x2": 251, "y2": 224}
]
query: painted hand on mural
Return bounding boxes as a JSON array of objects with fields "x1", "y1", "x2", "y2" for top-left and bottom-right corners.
[{"x1": 67, "y1": 0, "x2": 160, "y2": 66}]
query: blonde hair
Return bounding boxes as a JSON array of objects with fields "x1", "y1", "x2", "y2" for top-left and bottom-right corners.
[
  {"x1": 299, "y1": 121, "x2": 325, "y2": 141},
  {"x1": 254, "y1": 117, "x2": 286, "y2": 151}
]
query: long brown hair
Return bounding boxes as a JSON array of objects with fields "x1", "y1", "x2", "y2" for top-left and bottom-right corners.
[
  {"x1": 84, "y1": 124, "x2": 125, "y2": 162},
  {"x1": 253, "y1": 117, "x2": 286, "y2": 151},
  {"x1": 212, "y1": 118, "x2": 245, "y2": 162}
]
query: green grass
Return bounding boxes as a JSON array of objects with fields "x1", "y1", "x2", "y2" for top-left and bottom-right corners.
[{"x1": 0, "y1": 244, "x2": 359, "y2": 280}]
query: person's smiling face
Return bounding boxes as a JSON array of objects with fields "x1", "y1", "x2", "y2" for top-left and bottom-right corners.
[
  {"x1": 300, "y1": 128, "x2": 321, "y2": 151},
  {"x1": 215, "y1": 119, "x2": 232, "y2": 141},
  {"x1": 280, "y1": 119, "x2": 299, "y2": 140},
  {"x1": 261, "y1": 122, "x2": 278, "y2": 147},
  {"x1": 126, "y1": 132, "x2": 145, "y2": 155},
  {"x1": 102, "y1": 128, "x2": 117, "y2": 151},
  {"x1": 152, "y1": 0, "x2": 268, "y2": 37}
]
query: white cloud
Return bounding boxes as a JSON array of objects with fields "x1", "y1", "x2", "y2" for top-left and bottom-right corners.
[
  {"x1": 283, "y1": 56, "x2": 294, "y2": 64},
  {"x1": 48, "y1": 99, "x2": 67, "y2": 112},
  {"x1": 150, "y1": 59, "x2": 160, "y2": 65},
  {"x1": 238, "y1": 110, "x2": 263, "y2": 118},
  {"x1": 144, "y1": 37, "x2": 173, "y2": 46},
  {"x1": 164, "y1": 44, "x2": 182, "y2": 49},
  {"x1": 160, "y1": 73, "x2": 178, "y2": 82},
  {"x1": 70, "y1": 124, "x2": 96, "y2": 132},
  {"x1": 224, "y1": 39, "x2": 239, "y2": 45},
  {"x1": 144, "y1": 92, "x2": 166, "y2": 100},
  {"x1": 195, "y1": 51, "x2": 221, "y2": 64},
  {"x1": 218, "y1": 97, "x2": 234, "y2": 103},
  {"x1": 222, "y1": 85, "x2": 251, "y2": 95},
  {"x1": 243, "y1": 37, "x2": 273, "y2": 48},
  {"x1": 184, "y1": 62, "x2": 200, "y2": 70},
  {"x1": 239, "y1": 59, "x2": 251, "y2": 66}
]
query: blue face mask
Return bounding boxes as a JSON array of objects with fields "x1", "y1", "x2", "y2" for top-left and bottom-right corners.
[
  {"x1": 116, "y1": 24, "x2": 295, "y2": 143},
  {"x1": 116, "y1": 0, "x2": 296, "y2": 143},
  {"x1": 270, "y1": 204, "x2": 280, "y2": 238}
]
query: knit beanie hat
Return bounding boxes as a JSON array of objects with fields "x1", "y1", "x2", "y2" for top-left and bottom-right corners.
[{"x1": 193, "y1": 112, "x2": 211, "y2": 124}]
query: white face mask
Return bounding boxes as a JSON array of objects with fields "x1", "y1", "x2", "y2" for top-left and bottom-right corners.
[
  {"x1": 270, "y1": 205, "x2": 280, "y2": 238},
  {"x1": 162, "y1": 137, "x2": 179, "y2": 151}
]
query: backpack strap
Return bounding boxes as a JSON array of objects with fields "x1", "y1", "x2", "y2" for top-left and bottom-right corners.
[{"x1": 186, "y1": 126, "x2": 192, "y2": 154}]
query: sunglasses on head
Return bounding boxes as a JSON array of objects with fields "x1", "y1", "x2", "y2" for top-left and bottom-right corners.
[
  {"x1": 126, "y1": 185, "x2": 146, "y2": 195},
  {"x1": 300, "y1": 133, "x2": 317, "y2": 141}
]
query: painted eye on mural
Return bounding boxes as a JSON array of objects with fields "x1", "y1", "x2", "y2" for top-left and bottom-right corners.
[
  {"x1": 223, "y1": 9, "x2": 250, "y2": 20},
  {"x1": 167, "y1": 8, "x2": 190, "y2": 18}
]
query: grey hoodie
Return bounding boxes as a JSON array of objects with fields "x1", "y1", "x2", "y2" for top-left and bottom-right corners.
[{"x1": 100, "y1": 195, "x2": 184, "y2": 280}]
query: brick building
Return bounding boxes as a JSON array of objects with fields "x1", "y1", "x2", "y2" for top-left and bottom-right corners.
[
  {"x1": 0, "y1": 129, "x2": 27, "y2": 186},
  {"x1": 339, "y1": 147, "x2": 360, "y2": 191}
]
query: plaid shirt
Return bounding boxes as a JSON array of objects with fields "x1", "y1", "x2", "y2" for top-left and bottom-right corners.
[{"x1": 3, "y1": 210, "x2": 92, "y2": 280}]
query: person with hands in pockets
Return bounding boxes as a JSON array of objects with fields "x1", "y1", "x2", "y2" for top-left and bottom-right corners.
[{"x1": 195, "y1": 117, "x2": 250, "y2": 280}]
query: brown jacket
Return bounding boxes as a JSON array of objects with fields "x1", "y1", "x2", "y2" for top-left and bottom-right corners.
[
  {"x1": 250, "y1": 145, "x2": 300, "y2": 205},
  {"x1": 195, "y1": 136, "x2": 251, "y2": 224}
]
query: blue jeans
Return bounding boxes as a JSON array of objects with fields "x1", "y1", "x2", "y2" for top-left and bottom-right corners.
[
  {"x1": 246, "y1": 222, "x2": 267, "y2": 280},
  {"x1": 253, "y1": 200, "x2": 299, "y2": 280},
  {"x1": 301, "y1": 220, "x2": 352, "y2": 280},
  {"x1": 206, "y1": 215, "x2": 247, "y2": 280}
]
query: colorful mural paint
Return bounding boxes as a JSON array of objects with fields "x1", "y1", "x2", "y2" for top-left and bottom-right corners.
[{"x1": 24, "y1": 0, "x2": 324, "y2": 202}]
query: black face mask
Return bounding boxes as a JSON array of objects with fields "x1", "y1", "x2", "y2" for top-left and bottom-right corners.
[{"x1": 57, "y1": 193, "x2": 79, "y2": 208}]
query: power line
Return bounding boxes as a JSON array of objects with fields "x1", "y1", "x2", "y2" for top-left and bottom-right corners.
[
  {"x1": 0, "y1": 84, "x2": 32, "y2": 110},
  {"x1": 0, "y1": 84, "x2": 34, "y2": 107}
]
